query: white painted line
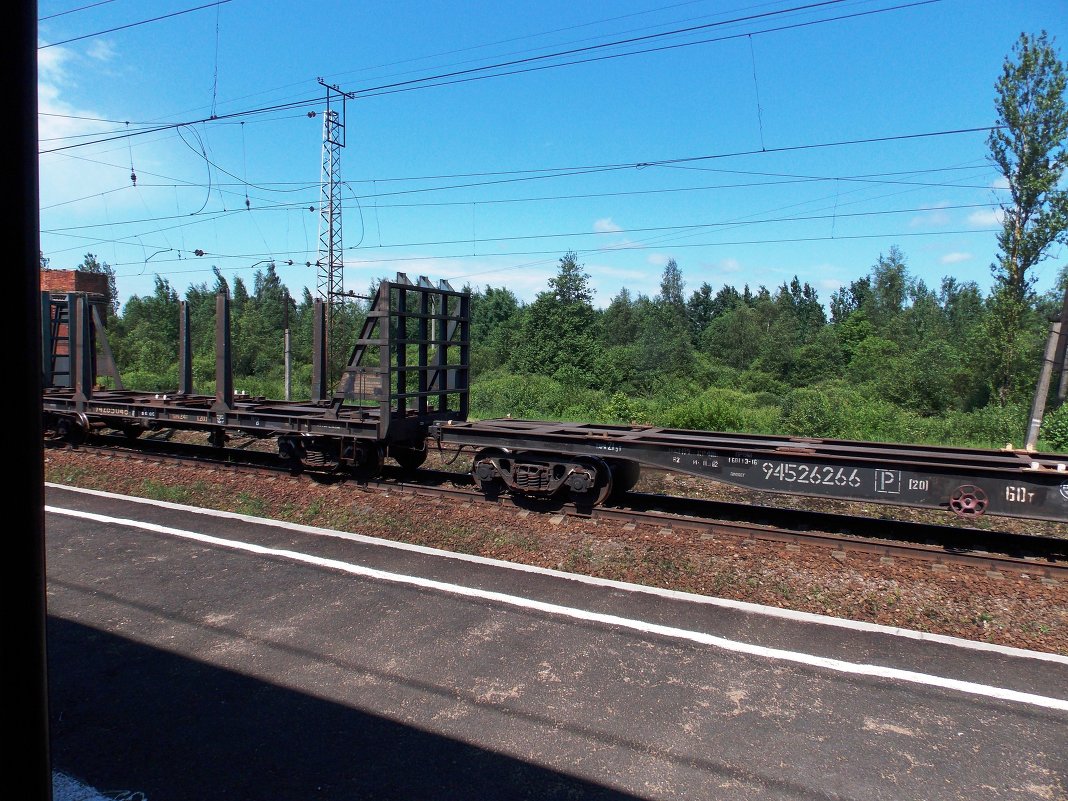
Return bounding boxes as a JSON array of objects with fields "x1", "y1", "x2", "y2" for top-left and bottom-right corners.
[
  {"x1": 45, "y1": 482, "x2": 1068, "y2": 665},
  {"x1": 46, "y1": 504, "x2": 1068, "y2": 712}
]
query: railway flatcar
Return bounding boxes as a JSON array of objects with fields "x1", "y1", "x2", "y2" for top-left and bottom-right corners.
[
  {"x1": 41, "y1": 273, "x2": 1068, "y2": 523},
  {"x1": 42, "y1": 273, "x2": 469, "y2": 473}
]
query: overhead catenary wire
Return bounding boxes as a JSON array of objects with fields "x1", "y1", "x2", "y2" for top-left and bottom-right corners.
[
  {"x1": 38, "y1": 95, "x2": 321, "y2": 154},
  {"x1": 38, "y1": 0, "x2": 935, "y2": 154},
  {"x1": 324, "y1": 0, "x2": 761, "y2": 87},
  {"x1": 101, "y1": 227, "x2": 1000, "y2": 280},
  {"x1": 78, "y1": 195, "x2": 999, "y2": 273},
  {"x1": 39, "y1": 0, "x2": 118, "y2": 22},
  {"x1": 39, "y1": 0, "x2": 233, "y2": 49},
  {"x1": 40, "y1": 171, "x2": 999, "y2": 234},
  {"x1": 351, "y1": 0, "x2": 853, "y2": 96},
  {"x1": 40, "y1": 125, "x2": 1005, "y2": 228},
  {"x1": 61, "y1": 148, "x2": 1005, "y2": 276},
  {"x1": 351, "y1": 0, "x2": 941, "y2": 99},
  {"x1": 41, "y1": 145, "x2": 1002, "y2": 274}
]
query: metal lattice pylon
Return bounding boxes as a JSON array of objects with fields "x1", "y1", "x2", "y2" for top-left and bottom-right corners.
[{"x1": 316, "y1": 80, "x2": 353, "y2": 383}]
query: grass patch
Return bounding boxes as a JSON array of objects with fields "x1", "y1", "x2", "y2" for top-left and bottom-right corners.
[
  {"x1": 235, "y1": 492, "x2": 268, "y2": 517},
  {"x1": 139, "y1": 479, "x2": 192, "y2": 503}
]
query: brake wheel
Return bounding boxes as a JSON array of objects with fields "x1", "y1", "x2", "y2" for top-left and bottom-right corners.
[{"x1": 949, "y1": 484, "x2": 988, "y2": 517}]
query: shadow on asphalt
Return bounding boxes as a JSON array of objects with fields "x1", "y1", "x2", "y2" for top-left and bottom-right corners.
[{"x1": 47, "y1": 616, "x2": 642, "y2": 800}]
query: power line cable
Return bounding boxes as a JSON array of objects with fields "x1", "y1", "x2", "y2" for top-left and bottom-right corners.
[
  {"x1": 351, "y1": 0, "x2": 850, "y2": 96},
  {"x1": 40, "y1": 0, "x2": 118, "y2": 22},
  {"x1": 39, "y1": 0, "x2": 233, "y2": 49},
  {"x1": 353, "y1": 0, "x2": 939, "y2": 99},
  {"x1": 61, "y1": 197, "x2": 993, "y2": 268},
  {"x1": 96, "y1": 0, "x2": 822, "y2": 133},
  {"x1": 40, "y1": 155, "x2": 998, "y2": 230},
  {"x1": 98, "y1": 226, "x2": 998, "y2": 280},
  {"x1": 329, "y1": 0, "x2": 728, "y2": 83},
  {"x1": 38, "y1": 95, "x2": 319, "y2": 154},
  {"x1": 40, "y1": 165, "x2": 995, "y2": 233},
  {"x1": 37, "y1": 1, "x2": 930, "y2": 152}
]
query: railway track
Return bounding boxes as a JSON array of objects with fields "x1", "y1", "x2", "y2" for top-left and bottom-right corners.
[{"x1": 46, "y1": 435, "x2": 1068, "y2": 581}]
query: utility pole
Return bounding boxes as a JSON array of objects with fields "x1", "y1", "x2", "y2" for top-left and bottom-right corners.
[
  {"x1": 1025, "y1": 283, "x2": 1068, "y2": 450},
  {"x1": 1055, "y1": 281, "x2": 1068, "y2": 405},
  {"x1": 316, "y1": 78, "x2": 355, "y2": 386},
  {"x1": 283, "y1": 288, "x2": 292, "y2": 401},
  {"x1": 1026, "y1": 317, "x2": 1063, "y2": 450}
]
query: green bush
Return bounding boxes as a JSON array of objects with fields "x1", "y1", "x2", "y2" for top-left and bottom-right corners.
[
  {"x1": 660, "y1": 388, "x2": 779, "y2": 433},
  {"x1": 121, "y1": 369, "x2": 178, "y2": 392},
  {"x1": 923, "y1": 403, "x2": 1029, "y2": 449},
  {"x1": 738, "y1": 369, "x2": 788, "y2": 398},
  {"x1": 1040, "y1": 404, "x2": 1068, "y2": 452},
  {"x1": 602, "y1": 391, "x2": 639, "y2": 423},
  {"x1": 780, "y1": 388, "x2": 843, "y2": 438},
  {"x1": 835, "y1": 398, "x2": 913, "y2": 443},
  {"x1": 470, "y1": 373, "x2": 605, "y2": 421}
]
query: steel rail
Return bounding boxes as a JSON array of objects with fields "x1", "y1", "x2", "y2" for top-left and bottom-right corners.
[{"x1": 45, "y1": 437, "x2": 1067, "y2": 580}]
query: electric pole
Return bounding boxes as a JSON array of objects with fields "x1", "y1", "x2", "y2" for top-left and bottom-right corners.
[{"x1": 316, "y1": 77, "x2": 355, "y2": 385}]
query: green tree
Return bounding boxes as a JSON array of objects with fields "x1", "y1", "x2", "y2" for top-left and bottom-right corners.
[
  {"x1": 111, "y1": 276, "x2": 180, "y2": 384},
  {"x1": 701, "y1": 303, "x2": 762, "y2": 369},
  {"x1": 988, "y1": 31, "x2": 1068, "y2": 301},
  {"x1": 602, "y1": 287, "x2": 639, "y2": 345},
  {"x1": 658, "y1": 258, "x2": 685, "y2": 307},
  {"x1": 510, "y1": 252, "x2": 598, "y2": 377},
  {"x1": 686, "y1": 282, "x2": 716, "y2": 341},
  {"x1": 638, "y1": 259, "x2": 694, "y2": 378},
  {"x1": 986, "y1": 32, "x2": 1068, "y2": 404},
  {"x1": 869, "y1": 246, "x2": 912, "y2": 333},
  {"x1": 470, "y1": 284, "x2": 522, "y2": 373},
  {"x1": 77, "y1": 253, "x2": 119, "y2": 319}
]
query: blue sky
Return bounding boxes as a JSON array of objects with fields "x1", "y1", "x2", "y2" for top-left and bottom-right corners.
[{"x1": 37, "y1": 0, "x2": 1068, "y2": 310}]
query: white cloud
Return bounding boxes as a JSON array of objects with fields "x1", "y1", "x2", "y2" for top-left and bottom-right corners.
[
  {"x1": 87, "y1": 40, "x2": 117, "y2": 61},
  {"x1": 646, "y1": 253, "x2": 670, "y2": 267},
  {"x1": 37, "y1": 41, "x2": 170, "y2": 227},
  {"x1": 940, "y1": 252, "x2": 973, "y2": 265},
  {"x1": 718, "y1": 257, "x2": 742, "y2": 273},
  {"x1": 817, "y1": 277, "x2": 843, "y2": 292},
  {"x1": 909, "y1": 209, "x2": 951, "y2": 228},
  {"x1": 350, "y1": 256, "x2": 557, "y2": 302},
  {"x1": 991, "y1": 176, "x2": 1010, "y2": 190},
  {"x1": 37, "y1": 44, "x2": 73, "y2": 82},
  {"x1": 593, "y1": 217, "x2": 622, "y2": 233},
  {"x1": 594, "y1": 264, "x2": 649, "y2": 281},
  {"x1": 967, "y1": 209, "x2": 1004, "y2": 227},
  {"x1": 908, "y1": 201, "x2": 952, "y2": 228}
]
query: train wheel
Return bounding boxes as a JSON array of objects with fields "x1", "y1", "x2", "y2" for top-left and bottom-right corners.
[
  {"x1": 568, "y1": 456, "x2": 613, "y2": 507},
  {"x1": 119, "y1": 424, "x2": 144, "y2": 441},
  {"x1": 277, "y1": 436, "x2": 309, "y2": 475},
  {"x1": 349, "y1": 440, "x2": 384, "y2": 476},
  {"x1": 472, "y1": 448, "x2": 510, "y2": 495},
  {"x1": 390, "y1": 445, "x2": 427, "y2": 471},
  {"x1": 54, "y1": 416, "x2": 86, "y2": 445},
  {"x1": 608, "y1": 459, "x2": 641, "y2": 497}
]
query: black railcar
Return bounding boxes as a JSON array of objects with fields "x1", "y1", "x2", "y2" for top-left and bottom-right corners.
[{"x1": 42, "y1": 275, "x2": 1068, "y2": 523}]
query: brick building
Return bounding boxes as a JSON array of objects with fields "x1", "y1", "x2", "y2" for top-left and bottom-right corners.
[{"x1": 40, "y1": 269, "x2": 109, "y2": 297}]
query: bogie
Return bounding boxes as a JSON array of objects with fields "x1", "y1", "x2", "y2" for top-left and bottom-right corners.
[{"x1": 471, "y1": 449, "x2": 624, "y2": 507}]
